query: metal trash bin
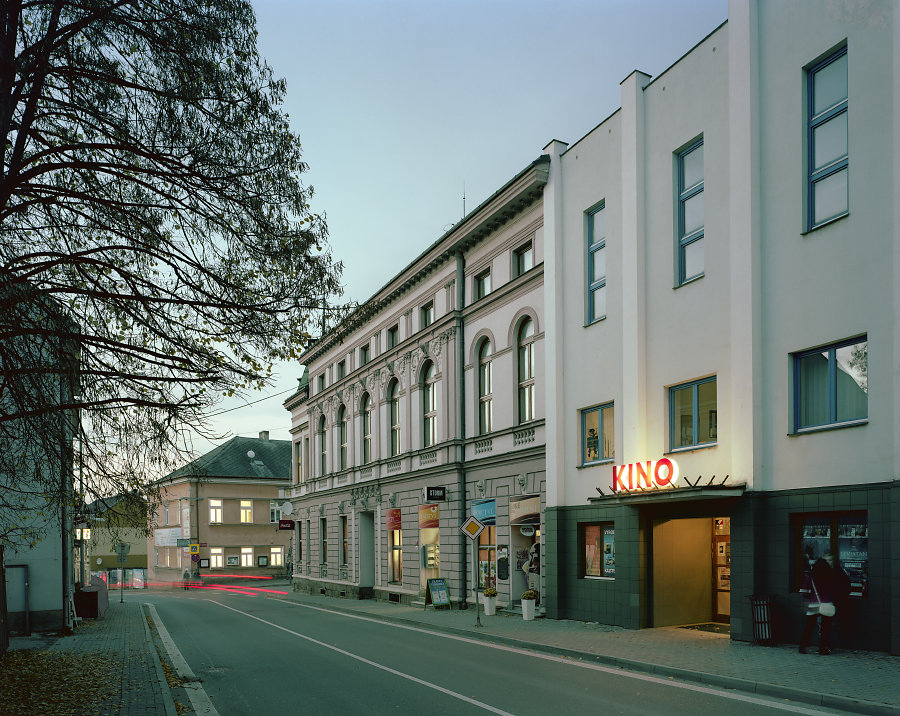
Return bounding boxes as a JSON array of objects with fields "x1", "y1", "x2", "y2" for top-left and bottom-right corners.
[{"x1": 749, "y1": 595, "x2": 774, "y2": 645}]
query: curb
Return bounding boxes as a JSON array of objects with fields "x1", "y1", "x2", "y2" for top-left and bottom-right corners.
[{"x1": 140, "y1": 603, "x2": 179, "y2": 716}]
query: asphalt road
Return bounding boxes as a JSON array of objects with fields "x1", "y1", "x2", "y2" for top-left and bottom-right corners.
[{"x1": 144, "y1": 590, "x2": 843, "y2": 716}]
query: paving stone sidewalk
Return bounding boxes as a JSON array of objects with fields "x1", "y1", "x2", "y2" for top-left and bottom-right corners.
[{"x1": 271, "y1": 586, "x2": 900, "y2": 716}]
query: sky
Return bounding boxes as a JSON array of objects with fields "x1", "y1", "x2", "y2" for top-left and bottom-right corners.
[{"x1": 192, "y1": 0, "x2": 729, "y2": 455}]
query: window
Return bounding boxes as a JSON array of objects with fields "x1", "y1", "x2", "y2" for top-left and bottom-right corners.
[
  {"x1": 793, "y1": 337, "x2": 867, "y2": 431},
  {"x1": 164, "y1": 501, "x2": 169, "y2": 525},
  {"x1": 318, "y1": 415, "x2": 327, "y2": 476},
  {"x1": 389, "y1": 379, "x2": 401, "y2": 456},
  {"x1": 240, "y1": 499, "x2": 253, "y2": 524},
  {"x1": 478, "y1": 340, "x2": 493, "y2": 435},
  {"x1": 360, "y1": 344, "x2": 370, "y2": 366},
  {"x1": 317, "y1": 374, "x2": 325, "y2": 393},
  {"x1": 240, "y1": 547, "x2": 253, "y2": 567},
  {"x1": 677, "y1": 139, "x2": 704, "y2": 284},
  {"x1": 514, "y1": 241, "x2": 534, "y2": 278},
  {"x1": 270, "y1": 546, "x2": 284, "y2": 568},
  {"x1": 319, "y1": 518, "x2": 327, "y2": 565},
  {"x1": 340, "y1": 515, "x2": 349, "y2": 565},
  {"x1": 517, "y1": 318, "x2": 536, "y2": 423},
  {"x1": 337, "y1": 360, "x2": 346, "y2": 380},
  {"x1": 270, "y1": 501, "x2": 280, "y2": 523},
  {"x1": 387, "y1": 324, "x2": 399, "y2": 349},
  {"x1": 420, "y1": 302, "x2": 434, "y2": 329},
  {"x1": 474, "y1": 269, "x2": 491, "y2": 300},
  {"x1": 338, "y1": 404, "x2": 348, "y2": 470},
  {"x1": 669, "y1": 377, "x2": 717, "y2": 450},
  {"x1": 807, "y1": 48, "x2": 848, "y2": 229},
  {"x1": 795, "y1": 512, "x2": 867, "y2": 597},
  {"x1": 478, "y1": 523, "x2": 497, "y2": 589},
  {"x1": 297, "y1": 522, "x2": 303, "y2": 565},
  {"x1": 581, "y1": 523, "x2": 615, "y2": 579},
  {"x1": 422, "y1": 362, "x2": 437, "y2": 447},
  {"x1": 390, "y1": 527, "x2": 402, "y2": 583},
  {"x1": 294, "y1": 441, "x2": 302, "y2": 484},
  {"x1": 361, "y1": 393, "x2": 372, "y2": 464},
  {"x1": 209, "y1": 498, "x2": 223, "y2": 524},
  {"x1": 210, "y1": 547, "x2": 224, "y2": 569},
  {"x1": 306, "y1": 519, "x2": 311, "y2": 564},
  {"x1": 586, "y1": 204, "x2": 606, "y2": 322},
  {"x1": 581, "y1": 403, "x2": 614, "y2": 464}
]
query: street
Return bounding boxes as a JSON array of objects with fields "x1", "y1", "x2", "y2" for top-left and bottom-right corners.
[{"x1": 143, "y1": 591, "x2": 844, "y2": 716}]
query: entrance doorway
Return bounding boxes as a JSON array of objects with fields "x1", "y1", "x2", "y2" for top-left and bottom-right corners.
[{"x1": 358, "y1": 511, "x2": 375, "y2": 595}]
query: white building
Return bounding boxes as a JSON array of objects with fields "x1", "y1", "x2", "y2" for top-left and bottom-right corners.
[
  {"x1": 285, "y1": 159, "x2": 547, "y2": 609},
  {"x1": 543, "y1": 0, "x2": 898, "y2": 652}
]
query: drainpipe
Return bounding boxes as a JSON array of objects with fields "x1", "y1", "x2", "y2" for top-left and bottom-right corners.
[{"x1": 455, "y1": 251, "x2": 468, "y2": 608}]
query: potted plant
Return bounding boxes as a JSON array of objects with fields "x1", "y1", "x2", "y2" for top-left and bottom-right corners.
[
  {"x1": 521, "y1": 589, "x2": 538, "y2": 621},
  {"x1": 482, "y1": 587, "x2": 498, "y2": 616}
]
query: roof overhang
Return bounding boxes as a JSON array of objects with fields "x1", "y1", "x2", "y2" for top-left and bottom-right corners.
[{"x1": 588, "y1": 483, "x2": 746, "y2": 506}]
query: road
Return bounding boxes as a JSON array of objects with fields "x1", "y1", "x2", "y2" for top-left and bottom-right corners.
[{"x1": 144, "y1": 590, "x2": 843, "y2": 716}]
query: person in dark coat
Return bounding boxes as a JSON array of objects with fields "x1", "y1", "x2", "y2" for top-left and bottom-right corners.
[
  {"x1": 829, "y1": 554, "x2": 851, "y2": 649},
  {"x1": 799, "y1": 553, "x2": 836, "y2": 654}
]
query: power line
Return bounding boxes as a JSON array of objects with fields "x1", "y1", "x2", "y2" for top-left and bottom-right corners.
[{"x1": 207, "y1": 387, "x2": 296, "y2": 417}]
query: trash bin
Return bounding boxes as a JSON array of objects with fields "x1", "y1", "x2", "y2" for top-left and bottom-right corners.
[{"x1": 749, "y1": 595, "x2": 774, "y2": 645}]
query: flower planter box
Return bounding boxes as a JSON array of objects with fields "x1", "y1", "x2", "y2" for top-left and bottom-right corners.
[
  {"x1": 521, "y1": 598, "x2": 536, "y2": 621},
  {"x1": 482, "y1": 595, "x2": 497, "y2": 616}
]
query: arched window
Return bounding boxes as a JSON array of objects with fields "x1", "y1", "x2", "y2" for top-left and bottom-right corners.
[
  {"x1": 337, "y1": 404, "x2": 348, "y2": 470},
  {"x1": 422, "y1": 361, "x2": 437, "y2": 448},
  {"x1": 361, "y1": 393, "x2": 372, "y2": 464},
  {"x1": 478, "y1": 340, "x2": 493, "y2": 435},
  {"x1": 517, "y1": 318, "x2": 535, "y2": 423},
  {"x1": 389, "y1": 379, "x2": 401, "y2": 457},
  {"x1": 318, "y1": 415, "x2": 327, "y2": 476}
]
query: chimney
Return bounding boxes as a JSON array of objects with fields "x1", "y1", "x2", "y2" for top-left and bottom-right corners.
[{"x1": 259, "y1": 431, "x2": 269, "y2": 441}]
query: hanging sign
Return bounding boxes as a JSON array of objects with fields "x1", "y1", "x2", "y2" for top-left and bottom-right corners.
[
  {"x1": 278, "y1": 519, "x2": 295, "y2": 530},
  {"x1": 426, "y1": 486, "x2": 446, "y2": 501}
]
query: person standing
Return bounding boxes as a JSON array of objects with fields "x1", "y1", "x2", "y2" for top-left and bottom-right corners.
[{"x1": 799, "y1": 554, "x2": 836, "y2": 654}]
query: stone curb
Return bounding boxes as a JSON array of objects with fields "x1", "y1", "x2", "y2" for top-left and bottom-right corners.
[{"x1": 140, "y1": 603, "x2": 179, "y2": 716}]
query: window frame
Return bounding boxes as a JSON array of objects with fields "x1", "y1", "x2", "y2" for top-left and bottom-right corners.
[
  {"x1": 580, "y1": 522, "x2": 615, "y2": 580},
  {"x1": 581, "y1": 403, "x2": 614, "y2": 465},
  {"x1": 209, "y1": 547, "x2": 224, "y2": 569},
  {"x1": 340, "y1": 515, "x2": 349, "y2": 566},
  {"x1": 420, "y1": 302, "x2": 435, "y2": 329},
  {"x1": 270, "y1": 501, "x2": 280, "y2": 523},
  {"x1": 338, "y1": 404, "x2": 348, "y2": 470},
  {"x1": 270, "y1": 546, "x2": 284, "y2": 567},
  {"x1": 668, "y1": 376, "x2": 717, "y2": 451},
  {"x1": 361, "y1": 393, "x2": 372, "y2": 464},
  {"x1": 478, "y1": 340, "x2": 493, "y2": 435},
  {"x1": 337, "y1": 359, "x2": 346, "y2": 380},
  {"x1": 474, "y1": 269, "x2": 491, "y2": 300},
  {"x1": 422, "y1": 361, "x2": 437, "y2": 448},
  {"x1": 676, "y1": 138, "x2": 704, "y2": 286},
  {"x1": 240, "y1": 546, "x2": 253, "y2": 567},
  {"x1": 792, "y1": 336, "x2": 867, "y2": 433},
  {"x1": 792, "y1": 511, "x2": 867, "y2": 597},
  {"x1": 387, "y1": 324, "x2": 399, "y2": 349},
  {"x1": 389, "y1": 379, "x2": 401, "y2": 456},
  {"x1": 513, "y1": 241, "x2": 534, "y2": 278},
  {"x1": 239, "y1": 499, "x2": 253, "y2": 524},
  {"x1": 209, "y1": 498, "x2": 223, "y2": 524},
  {"x1": 318, "y1": 415, "x2": 327, "y2": 476},
  {"x1": 586, "y1": 202, "x2": 607, "y2": 323},
  {"x1": 390, "y1": 527, "x2": 402, "y2": 583},
  {"x1": 319, "y1": 517, "x2": 328, "y2": 566},
  {"x1": 359, "y1": 343, "x2": 370, "y2": 366},
  {"x1": 517, "y1": 318, "x2": 536, "y2": 424}
]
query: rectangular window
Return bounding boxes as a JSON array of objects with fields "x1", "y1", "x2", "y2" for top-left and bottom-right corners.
[
  {"x1": 387, "y1": 324, "x2": 399, "y2": 349},
  {"x1": 270, "y1": 546, "x2": 284, "y2": 567},
  {"x1": 294, "y1": 442, "x2": 302, "y2": 484},
  {"x1": 340, "y1": 515, "x2": 349, "y2": 565},
  {"x1": 807, "y1": 48, "x2": 848, "y2": 229},
  {"x1": 317, "y1": 374, "x2": 325, "y2": 393},
  {"x1": 474, "y1": 269, "x2": 491, "y2": 300},
  {"x1": 581, "y1": 403, "x2": 614, "y2": 464},
  {"x1": 514, "y1": 241, "x2": 534, "y2": 278},
  {"x1": 795, "y1": 512, "x2": 867, "y2": 598},
  {"x1": 420, "y1": 302, "x2": 434, "y2": 329},
  {"x1": 586, "y1": 203, "x2": 606, "y2": 322},
  {"x1": 210, "y1": 547, "x2": 224, "y2": 569},
  {"x1": 240, "y1": 499, "x2": 253, "y2": 524},
  {"x1": 306, "y1": 519, "x2": 311, "y2": 564},
  {"x1": 677, "y1": 139, "x2": 704, "y2": 285},
  {"x1": 581, "y1": 523, "x2": 615, "y2": 579},
  {"x1": 390, "y1": 528, "x2": 402, "y2": 583},
  {"x1": 669, "y1": 376, "x2": 717, "y2": 450},
  {"x1": 319, "y1": 518, "x2": 328, "y2": 565},
  {"x1": 360, "y1": 344, "x2": 370, "y2": 366},
  {"x1": 297, "y1": 522, "x2": 303, "y2": 565},
  {"x1": 154, "y1": 548, "x2": 159, "y2": 567},
  {"x1": 477, "y1": 524, "x2": 497, "y2": 589},
  {"x1": 240, "y1": 547, "x2": 253, "y2": 567},
  {"x1": 337, "y1": 360, "x2": 346, "y2": 380},
  {"x1": 270, "y1": 501, "x2": 280, "y2": 523},
  {"x1": 209, "y1": 498, "x2": 223, "y2": 524},
  {"x1": 793, "y1": 337, "x2": 867, "y2": 432},
  {"x1": 164, "y1": 501, "x2": 169, "y2": 525}
]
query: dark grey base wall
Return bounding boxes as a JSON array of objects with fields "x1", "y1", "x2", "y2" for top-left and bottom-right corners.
[
  {"x1": 546, "y1": 480, "x2": 899, "y2": 654},
  {"x1": 7, "y1": 608, "x2": 64, "y2": 634}
]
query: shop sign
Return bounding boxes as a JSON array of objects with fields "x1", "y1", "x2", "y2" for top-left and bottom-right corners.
[
  {"x1": 426, "y1": 486, "x2": 446, "y2": 501},
  {"x1": 278, "y1": 519, "x2": 294, "y2": 530},
  {"x1": 387, "y1": 508, "x2": 401, "y2": 531},
  {"x1": 418, "y1": 503, "x2": 439, "y2": 529},
  {"x1": 472, "y1": 498, "x2": 496, "y2": 526},
  {"x1": 510, "y1": 495, "x2": 540, "y2": 525},
  {"x1": 612, "y1": 458, "x2": 679, "y2": 493}
]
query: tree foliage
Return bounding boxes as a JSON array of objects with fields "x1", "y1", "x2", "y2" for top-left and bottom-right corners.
[{"x1": 0, "y1": 0, "x2": 343, "y2": 546}]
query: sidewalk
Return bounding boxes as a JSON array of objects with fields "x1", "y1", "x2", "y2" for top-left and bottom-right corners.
[{"x1": 271, "y1": 586, "x2": 900, "y2": 716}]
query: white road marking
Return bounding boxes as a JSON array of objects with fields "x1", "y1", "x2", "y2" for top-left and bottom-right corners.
[
  {"x1": 145, "y1": 603, "x2": 220, "y2": 716},
  {"x1": 208, "y1": 600, "x2": 515, "y2": 715},
  {"x1": 259, "y1": 598, "x2": 843, "y2": 716}
]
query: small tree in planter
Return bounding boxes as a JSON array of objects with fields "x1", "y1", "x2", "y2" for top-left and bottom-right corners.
[
  {"x1": 481, "y1": 587, "x2": 498, "y2": 616},
  {"x1": 521, "y1": 589, "x2": 538, "y2": 621}
]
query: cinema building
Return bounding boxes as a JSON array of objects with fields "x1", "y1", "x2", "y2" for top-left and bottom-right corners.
[{"x1": 541, "y1": 0, "x2": 899, "y2": 653}]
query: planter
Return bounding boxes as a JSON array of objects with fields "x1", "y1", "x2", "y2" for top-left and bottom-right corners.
[
  {"x1": 521, "y1": 598, "x2": 536, "y2": 621},
  {"x1": 482, "y1": 595, "x2": 497, "y2": 616}
]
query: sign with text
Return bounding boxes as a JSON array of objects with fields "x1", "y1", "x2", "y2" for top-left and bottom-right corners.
[
  {"x1": 612, "y1": 458, "x2": 679, "y2": 493},
  {"x1": 510, "y1": 495, "x2": 540, "y2": 525},
  {"x1": 387, "y1": 508, "x2": 402, "y2": 532},
  {"x1": 426, "y1": 578, "x2": 451, "y2": 608},
  {"x1": 418, "y1": 504, "x2": 439, "y2": 529},
  {"x1": 426, "y1": 486, "x2": 446, "y2": 501},
  {"x1": 278, "y1": 519, "x2": 295, "y2": 531}
]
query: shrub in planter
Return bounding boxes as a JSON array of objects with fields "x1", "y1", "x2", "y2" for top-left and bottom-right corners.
[
  {"x1": 483, "y1": 587, "x2": 498, "y2": 598},
  {"x1": 521, "y1": 589, "x2": 538, "y2": 601}
]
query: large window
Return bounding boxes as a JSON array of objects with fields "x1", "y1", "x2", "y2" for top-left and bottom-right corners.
[
  {"x1": 388, "y1": 508, "x2": 402, "y2": 583},
  {"x1": 581, "y1": 523, "x2": 615, "y2": 579},
  {"x1": 517, "y1": 318, "x2": 536, "y2": 423},
  {"x1": 421, "y1": 301, "x2": 435, "y2": 329},
  {"x1": 478, "y1": 340, "x2": 493, "y2": 435},
  {"x1": 474, "y1": 269, "x2": 491, "y2": 300},
  {"x1": 677, "y1": 139, "x2": 704, "y2": 285},
  {"x1": 337, "y1": 360, "x2": 346, "y2": 380},
  {"x1": 387, "y1": 324, "x2": 399, "y2": 348},
  {"x1": 361, "y1": 393, "x2": 372, "y2": 464},
  {"x1": 422, "y1": 361, "x2": 437, "y2": 447},
  {"x1": 319, "y1": 518, "x2": 328, "y2": 565},
  {"x1": 795, "y1": 512, "x2": 867, "y2": 598},
  {"x1": 209, "y1": 498, "x2": 222, "y2": 524},
  {"x1": 581, "y1": 403, "x2": 614, "y2": 465},
  {"x1": 239, "y1": 499, "x2": 253, "y2": 524},
  {"x1": 793, "y1": 337, "x2": 867, "y2": 431},
  {"x1": 270, "y1": 501, "x2": 280, "y2": 523},
  {"x1": 340, "y1": 515, "x2": 349, "y2": 566},
  {"x1": 389, "y1": 379, "x2": 401, "y2": 456},
  {"x1": 669, "y1": 376, "x2": 717, "y2": 450},
  {"x1": 338, "y1": 404, "x2": 348, "y2": 470},
  {"x1": 210, "y1": 547, "x2": 223, "y2": 569},
  {"x1": 240, "y1": 547, "x2": 253, "y2": 567},
  {"x1": 360, "y1": 343, "x2": 370, "y2": 366},
  {"x1": 586, "y1": 203, "x2": 606, "y2": 322},
  {"x1": 514, "y1": 241, "x2": 534, "y2": 278},
  {"x1": 318, "y1": 415, "x2": 327, "y2": 476},
  {"x1": 270, "y1": 546, "x2": 284, "y2": 568},
  {"x1": 807, "y1": 48, "x2": 848, "y2": 229},
  {"x1": 294, "y1": 441, "x2": 302, "y2": 484}
]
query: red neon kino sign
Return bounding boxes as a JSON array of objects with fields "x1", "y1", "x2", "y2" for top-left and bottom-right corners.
[{"x1": 612, "y1": 458, "x2": 679, "y2": 493}]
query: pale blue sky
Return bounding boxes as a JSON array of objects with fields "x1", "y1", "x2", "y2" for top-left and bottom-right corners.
[{"x1": 195, "y1": 0, "x2": 728, "y2": 453}]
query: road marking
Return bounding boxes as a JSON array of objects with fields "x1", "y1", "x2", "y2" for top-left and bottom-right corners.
[
  {"x1": 145, "y1": 603, "x2": 221, "y2": 716},
  {"x1": 208, "y1": 600, "x2": 515, "y2": 715},
  {"x1": 264, "y1": 599, "x2": 842, "y2": 715}
]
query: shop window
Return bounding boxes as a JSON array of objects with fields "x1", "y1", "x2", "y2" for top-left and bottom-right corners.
[
  {"x1": 795, "y1": 511, "x2": 868, "y2": 597},
  {"x1": 390, "y1": 528, "x2": 402, "y2": 583},
  {"x1": 581, "y1": 403, "x2": 614, "y2": 464},
  {"x1": 340, "y1": 515, "x2": 349, "y2": 566},
  {"x1": 319, "y1": 518, "x2": 328, "y2": 565},
  {"x1": 297, "y1": 522, "x2": 303, "y2": 566},
  {"x1": 580, "y1": 523, "x2": 615, "y2": 579}
]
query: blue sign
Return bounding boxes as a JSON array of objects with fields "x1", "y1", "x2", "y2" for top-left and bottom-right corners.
[{"x1": 471, "y1": 499, "x2": 496, "y2": 526}]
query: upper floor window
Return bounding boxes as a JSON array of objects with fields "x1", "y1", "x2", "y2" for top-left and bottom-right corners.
[
  {"x1": 389, "y1": 379, "x2": 401, "y2": 456},
  {"x1": 807, "y1": 48, "x2": 848, "y2": 229},
  {"x1": 517, "y1": 318, "x2": 536, "y2": 424},
  {"x1": 514, "y1": 241, "x2": 534, "y2": 278},
  {"x1": 317, "y1": 374, "x2": 325, "y2": 393},
  {"x1": 669, "y1": 376, "x2": 716, "y2": 450},
  {"x1": 361, "y1": 393, "x2": 373, "y2": 464},
  {"x1": 270, "y1": 501, "x2": 280, "y2": 523},
  {"x1": 478, "y1": 340, "x2": 493, "y2": 435},
  {"x1": 474, "y1": 269, "x2": 491, "y2": 300},
  {"x1": 387, "y1": 324, "x2": 399, "y2": 349},
  {"x1": 359, "y1": 344, "x2": 370, "y2": 366},
  {"x1": 421, "y1": 302, "x2": 435, "y2": 329},
  {"x1": 793, "y1": 336, "x2": 867, "y2": 432},
  {"x1": 338, "y1": 404, "x2": 348, "y2": 470},
  {"x1": 581, "y1": 403, "x2": 614, "y2": 465},
  {"x1": 422, "y1": 361, "x2": 437, "y2": 448},
  {"x1": 586, "y1": 203, "x2": 606, "y2": 322},
  {"x1": 240, "y1": 499, "x2": 253, "y2": 524},
  {"x1": 337, "y1": 360, "x2": 346, "y2": 380},
  {"x1": 318, "y1": 415, "x2": 327, "y2": 476},
  {"x1": 209, "y1": 498, "x2": 223, "y2": 524},
  {"x1": 677, "y1": 139, "x2": 704, "y2": 285},
  {"x1": 294, "y1": 441, "x2": 302, "y2": 484}
]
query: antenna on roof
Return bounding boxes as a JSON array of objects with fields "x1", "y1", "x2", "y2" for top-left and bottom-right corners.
[{"x1": 462, "y1": 181, "x2": 466, "y2": 219}]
